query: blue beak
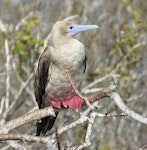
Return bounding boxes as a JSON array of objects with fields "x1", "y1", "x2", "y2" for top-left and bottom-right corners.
[{"x1": 68, "y1": 24, "x2": 99, "y2": 36}]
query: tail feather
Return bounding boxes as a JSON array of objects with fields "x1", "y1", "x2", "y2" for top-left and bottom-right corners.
[{"x1": 36, "y1": 112, "x2": 58, "y2": 136}]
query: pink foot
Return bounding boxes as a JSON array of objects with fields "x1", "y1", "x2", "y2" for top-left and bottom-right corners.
[{"x1": 51, "y1": 96, "x2": 84, "y2": 109}]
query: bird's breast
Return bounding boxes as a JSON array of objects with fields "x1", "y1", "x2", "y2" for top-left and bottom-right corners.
[
  {"x1": 46, "y1": 42, "x2": 85, "y2": 101},
  {"x1": 46, "y1": 62, "x2": 84, "y2": 101}
]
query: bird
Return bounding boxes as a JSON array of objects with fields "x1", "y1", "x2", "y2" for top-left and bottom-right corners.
[{"x1": 34, "y1": 16, "x2": 98, "y2": 136}]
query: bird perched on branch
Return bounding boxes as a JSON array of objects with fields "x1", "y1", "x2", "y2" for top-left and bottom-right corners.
[{"x1": 34, "y1": 16, "x2": 98, "y2": 136}]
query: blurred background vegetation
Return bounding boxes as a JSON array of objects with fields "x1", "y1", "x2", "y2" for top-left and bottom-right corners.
[{"x1": 0, "y1": 0, "x2": 146, "y2": 149}]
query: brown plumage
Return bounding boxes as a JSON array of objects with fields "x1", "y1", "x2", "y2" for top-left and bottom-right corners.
[{"x1": 34, "y1": 16, "x2": 98, "y2": 136}]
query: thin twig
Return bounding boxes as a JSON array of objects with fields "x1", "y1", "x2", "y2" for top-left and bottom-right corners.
[
  {"x1": 55, "y1": 128, "x2": 61, "y2": 150},
  {"x1": 65, "y1": 70, "x2": 93, "y2": 109}
]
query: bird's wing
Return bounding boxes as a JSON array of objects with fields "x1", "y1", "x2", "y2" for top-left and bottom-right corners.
[
  {"x1": 35, "y1": 47, "x2": 58, "y2": 136},
  {"x1": 34, "y1": 47, "x2": 51, "y2": 109}
]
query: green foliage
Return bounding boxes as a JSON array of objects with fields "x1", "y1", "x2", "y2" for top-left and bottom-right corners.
[
  {"x1": 13, "y1": 13, "x2": 44, "y2": 77},
  {"x1": 100, "y1": 145, "x2": 112, "y2": 150},
  {"x1": 73, "y1": 122, "x2": 88, "y2": 143},
  {"x1": 86, "y1": 72, "x2": 100, "y2": 83},
  {"x1": 0, "y1": 13, "x2": 44, "y2": 77},
  {"x1": 113, "y1": 5, "x2": 146, "y2": 97},
  {"x1": 0, "y1": 36, "x2": 4, "y2": 46}
]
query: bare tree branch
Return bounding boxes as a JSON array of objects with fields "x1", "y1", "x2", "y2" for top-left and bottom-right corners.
[
  {"x1": 110, "y1": 92, "x2": 147, "y2": 124},
  {"x1": 0, "y1": 84, "x2": 146, "y2": 150},
  {"x1": 0, "y1": 134, "x2": 48, "y2": 143},
  {"x1": 87, "y1": 84, "x2": 116, "y2": 103},
  {"x1": 0, "y1": 107, "x2": 55, "y2": 134},
  {"x1": 140, "y1": 143, "x2": 147, "y2": 150},
  {"x1": 0, "y1": 85, "x2": 115, "y2": 135},
  {"x1": 76, "y1": 112, "x2": 96, "y2": 150},
  {"x1": 0, "y1": 134, "x2": 58, "y2": 150},
  {"x1": 5, "y1": 39, "x2": 11, "y2": 111}
]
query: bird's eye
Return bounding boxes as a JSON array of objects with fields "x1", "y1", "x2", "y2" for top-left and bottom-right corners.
[{"x1": 69, "y1": 26, "x2": 74, "y2": 30}]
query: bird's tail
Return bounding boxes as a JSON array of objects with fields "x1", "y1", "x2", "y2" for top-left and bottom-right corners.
[{"x1": 36, "y1": 112, "x2": 58, "y2": 136}]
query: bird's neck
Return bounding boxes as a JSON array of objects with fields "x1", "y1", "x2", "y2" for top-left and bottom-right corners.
[
  {"x1": 52, "y1": 38, "x2": 84, "y2": 56},
  {"x1": 49, "y1": 38, "x2": 85, "y2": 69}
]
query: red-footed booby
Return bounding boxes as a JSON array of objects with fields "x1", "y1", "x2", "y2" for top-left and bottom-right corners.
[{"x1": 35, "y1": 16, "x2": 98, "y2": 136}]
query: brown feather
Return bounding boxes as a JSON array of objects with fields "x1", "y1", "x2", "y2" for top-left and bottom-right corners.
[{"x1": 34, "y1": 47, "x2": 57, "y2": 136}]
